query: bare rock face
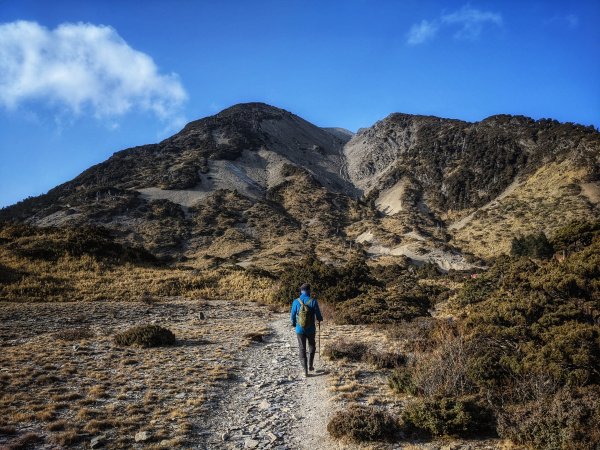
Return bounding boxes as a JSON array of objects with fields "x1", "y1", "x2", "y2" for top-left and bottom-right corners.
[{"x1": 1, "y1": 103, "x2": 598, "y2": 266}]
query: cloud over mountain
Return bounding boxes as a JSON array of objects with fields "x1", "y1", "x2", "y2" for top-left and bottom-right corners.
[{"x1": 0, "y1": 21, "x2": 187, "y2": 121}]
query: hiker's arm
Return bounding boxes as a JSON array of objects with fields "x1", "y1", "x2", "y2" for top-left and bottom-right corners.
[
  {"x1": 290, "y1": 301, "x2": 297, "y2": 327},
  {"x1": 315, "y1": 300, "x2": 323, "y2": 322}
]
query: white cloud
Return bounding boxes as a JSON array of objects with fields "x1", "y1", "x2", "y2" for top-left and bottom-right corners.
[
  {"x1": 406, "y1": 5, "x2": 502, "y2": 45},
  {"x1": 407, "y1": 20, "x2": 439, "y2": 45},
  {"x1": 441, "y1": 5, "x2": 503, "y2": 40},
  {"x1": 0, "y1": 21, "x2": 187, "y2": 123},
  {"x1": 544, "y1": 13, "x2": 579, "y2": 29}
]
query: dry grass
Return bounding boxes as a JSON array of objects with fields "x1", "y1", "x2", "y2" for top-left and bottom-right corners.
[
  {"x1": 0, "y1": 299, "x2": 271, "y2": 449},
  {"x1": 0, "y1": 224, "x2": 277, "y2": 303},
  {"x1": 0, "y1": 245, "x2": 277, "y2": 304}
]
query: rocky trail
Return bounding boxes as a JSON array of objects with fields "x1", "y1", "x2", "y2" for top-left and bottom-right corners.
[{"x1": 196, "y1": 314, "x2": 350, "y2": 450}]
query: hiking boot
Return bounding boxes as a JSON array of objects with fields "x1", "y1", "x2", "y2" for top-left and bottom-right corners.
[{"x1": 308, "y1": 352, "x2": 315, "y2": 371}]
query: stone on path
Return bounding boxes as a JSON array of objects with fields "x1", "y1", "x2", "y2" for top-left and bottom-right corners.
[
  {"x1": 90, "y1": 435, "x2": 106, "y2": 448},
  {"x1": 258, "y1": 399, "x2": 270, "y2": 410},
  {"x1": 134, "y1": 431, "x2": 150, "y2": 442}
]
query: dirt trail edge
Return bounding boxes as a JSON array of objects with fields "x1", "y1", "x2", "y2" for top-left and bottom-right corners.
[{"x1": 195, "y1": 313, "x2": 349, "y2": 450}]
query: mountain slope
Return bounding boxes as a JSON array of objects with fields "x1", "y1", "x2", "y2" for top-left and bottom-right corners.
[
  {"x1": 344, "y1": 113, "x2": 600, "y2": 260},
  {"x1": 1, "y1": 104, "x2": 598, "y2": 269},
  {"x1": 0, "y1": 103, "x2": 366, "y2": 267}
]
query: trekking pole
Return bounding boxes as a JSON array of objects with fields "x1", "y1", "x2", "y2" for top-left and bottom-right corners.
[{"x1": 318, "y1": 321, "x2": 321, "y2": 360}]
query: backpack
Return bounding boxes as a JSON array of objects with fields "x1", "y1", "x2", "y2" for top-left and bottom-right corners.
[{"x1": 296, "y1": 298, "x2": 315, "y2": 329}]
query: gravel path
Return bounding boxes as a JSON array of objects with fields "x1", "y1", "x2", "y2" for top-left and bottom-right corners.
[{"x1": 196, "y1": 314, "x2": 347, "y2": 449}]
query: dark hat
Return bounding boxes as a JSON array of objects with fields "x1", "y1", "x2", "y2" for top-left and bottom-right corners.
[{"x1": 300, "y1": 283, "x2": 311, "y2": 293}]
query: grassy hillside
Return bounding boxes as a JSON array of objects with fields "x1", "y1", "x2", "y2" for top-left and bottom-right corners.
[{"x1": 0, "y1": 223, "x2": 274, "y2": 303}]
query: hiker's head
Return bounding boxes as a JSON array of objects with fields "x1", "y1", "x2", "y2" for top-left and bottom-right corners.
[{"x1": 300, "y1": 283, "x2": 311, "y2": 295}]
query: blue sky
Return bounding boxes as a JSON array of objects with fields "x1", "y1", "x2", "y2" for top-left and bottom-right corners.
[{"x1": 1, "y1": 0, "x2": 599, "y2": 208}]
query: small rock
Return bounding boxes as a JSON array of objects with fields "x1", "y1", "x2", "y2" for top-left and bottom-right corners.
[
  {"x1": 90, "y1": 435, "x2": 106, "y2": 448},
  {"x1": 221, "y1": 432, "x2": 230, "y2": 441},
  {"x1": 267, "y1": 432, "x2": 278, "y2": 442},
  {"x1": 134, "y1": 431, "x2": 150, "y2": 442},
  {"x1": 245, "y1": 438, "x2": 260, "y2": 449},
  {"x1": 258, "y1": 400, "x2": 270, "y2": 410},
  {"x1": 175, "y1": 392, "x2": 186, "y2": 399}
]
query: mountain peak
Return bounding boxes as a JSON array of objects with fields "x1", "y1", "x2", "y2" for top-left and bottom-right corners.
[
  {"x1": 217, "y1": 102, "x2": 289, "y2": 116},
  {"x1": 177, "y1": 102, "x2": 290, "y2": 136}
]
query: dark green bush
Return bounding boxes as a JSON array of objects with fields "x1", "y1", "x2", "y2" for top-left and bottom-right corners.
[
  {"x1": 402, "y1": 397, "x2": 494, "y2": 437},
  {"x1": 327, "y1": 405, "x2": 399, "y2": 442},
  {"x1": 114, "y1": 325, "x2": 176, "y2": 347},
  {"x1": 510, "y1": 232, "x2": 554, "y2": 259},
  {"x1": 551, "y1": 220, "x2": 600, "y2": 252},
  {"x1": 272, "y1": 256, "x2": 375, "y2": 305},
  {"x1": 335, "y1": 288, "x2": 431, "y2": 325},
  {"x1": 451, "y1": 225, "x2": 600, "y2": 392}
]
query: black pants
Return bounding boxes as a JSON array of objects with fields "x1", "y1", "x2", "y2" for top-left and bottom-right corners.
[{"x1": 296, "y1": 333, "x2": 316, "y2": 371}]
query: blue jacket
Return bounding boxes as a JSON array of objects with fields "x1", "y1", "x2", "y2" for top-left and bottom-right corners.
[{"x1": 290, "y1": 293, "x2": 323, "y2": 335}]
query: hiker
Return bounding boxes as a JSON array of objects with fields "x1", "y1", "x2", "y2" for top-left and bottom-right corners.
[{"x1": 290, "y1": 283, "x2": 323, "y2": 377}]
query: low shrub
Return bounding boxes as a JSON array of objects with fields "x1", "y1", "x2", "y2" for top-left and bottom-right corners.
[
  {"x1": 402, "y1": 396, "x2": 494, "y2": 438},
  {"x1": 365, "y1": 349, "x2": 405, "y2": 369},
  {"x1": 390, "y1": 321, "x2": 480, "y2": 398},
  {"x1": 335, "y1": 289, "x2": 431, "y2": 325},
  {"x1": 384, "y1": 317, "x2": 440, "y2": 352},
  {"x1": 53, "y1": 327, "x2": 94, "y2": 341},
  {"x1": 389, "y1": 367, "x2": 417, "y2": 395},
  {"x1": 323, "y1": 340, "x2": 367, "y2": 362},
  {"x1": 325, "y1": 339, "x2": 404, "y2": 370},
  {"x1": 496, "y1": 386, "x2": 600, "y2": 450},
  {"x1": 271, "y1": 256, "x2": 376, "y2": 305},
  {"x1": 114, "y1": 324, "x2": 176, "y2": 347},
  {"x1": 327, "y1": 405, "x2": 399, "y2": 442}
]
